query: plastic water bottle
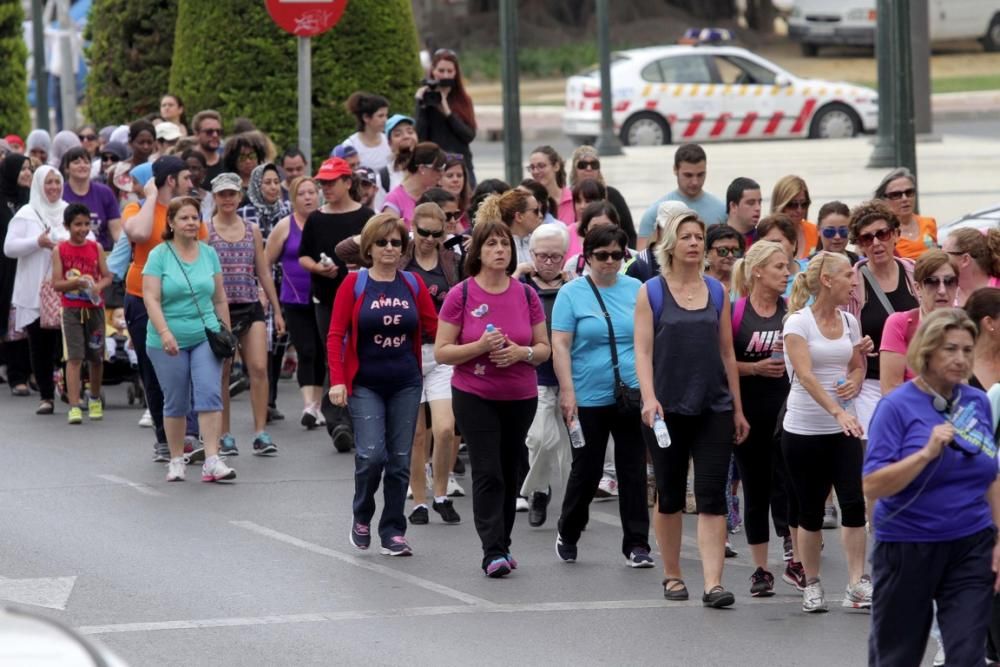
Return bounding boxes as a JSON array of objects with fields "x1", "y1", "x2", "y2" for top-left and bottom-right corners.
[
  {"x1": 568, "y1": 416, "x2": 585, "y2": 449},
  {"x1": 653, "y1": 415, "x2": 671, "y2": 448},
  {"x1": 319, "y1": 252, "x2": 334, "y2": 267},
  {"x1": 770, "y1": 336, "x2": 784, "y2": 362},
  {"x1": 485, "y1": 323, "x2": 496, "y2": 333},
  {"x1": 836, "y1": 378, "x2": 853, "y2": 409}
]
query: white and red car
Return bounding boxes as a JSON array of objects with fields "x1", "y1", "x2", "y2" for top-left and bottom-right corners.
[{"x1": 563, "y1": 43, "x2": 879, "y2": 146}]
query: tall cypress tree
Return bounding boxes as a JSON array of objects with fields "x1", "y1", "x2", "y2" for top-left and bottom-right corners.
[
  {"x1": 84, "y1": 0, "x2": 178, "y2": 126},
  {"x1": 169, "y1": 0, "x2": 423, "y2": 163},
  {"x1": 0, "y1": 0, "x2": 30, "y2": 136}
]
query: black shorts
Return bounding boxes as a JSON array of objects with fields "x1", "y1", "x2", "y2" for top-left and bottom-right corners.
[{"x1": 229, "y1": 302, "x2": 266, "y2": 338}]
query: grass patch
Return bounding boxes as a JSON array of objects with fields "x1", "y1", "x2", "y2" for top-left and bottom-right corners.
[
  {"x1": 931, "y1": 75, "x2": 1000, "y2": 93},
  {"x1": 462, "y1": 43, "x2": 639, "y2": 81}
]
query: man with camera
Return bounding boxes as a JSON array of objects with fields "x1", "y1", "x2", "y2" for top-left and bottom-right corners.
[{"x1": 414, "y1": 50, "x2": 478, "y2": 185}]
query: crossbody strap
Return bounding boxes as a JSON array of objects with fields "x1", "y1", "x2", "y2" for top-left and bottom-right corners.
[
  {"x1": 163, "y1": 242, "x2": 212, "y2": 329},
  {"x1": 860, "y1": 263, "x2": 895, "y2": 315},
  {"x1": 585, "y1": 275, "x2": 624, "y2": 388}
]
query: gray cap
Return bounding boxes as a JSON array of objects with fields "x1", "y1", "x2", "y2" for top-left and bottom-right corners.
[{"x1": 211, "y1": 172, "x2": 243, "y2": 194}]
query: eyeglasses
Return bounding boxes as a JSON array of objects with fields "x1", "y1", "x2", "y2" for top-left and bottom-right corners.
[
  {"x1": 576, "y1": 160, "x2": 600, "y2": 171},
  {"x1": 884, "y1": 188, "x2": 916, "y2": 200},
  {"x1": 101, "y1": 154, "x2": 121, "y2": 163},
  {"x1": 415, "y1": 227, "x2": 444, "y2": 239},
  {"x1": 785, "y1": 199, "x2": 811, "y2": 211},
  {"x1": 200, "y1": 128, "x2": 222, "y2": 136},
  {"x1": 418, "y1": 163, "x2": 446, "y2": 172},
  {"x1": 78, "y1": 134, "x2": 97, "y2": 142},
  {"x1": 444, "y1": 211, "x2": 462, "y2": 222},
  {"x1": 374, "y1": 238, "x2": 403, "y2": 248},
  {"x1": 821, "y1": 226, "x2": 850, "y2": 239},
  {"x1": 526, "y1": 162, "x2": 549, "y2": 173},
  {"x1": 238, "y1": 153, "x2": 258, "y2": 162},
  {"x1": 711, "y1": 246, "x2": 743, "y2": 258},
  {"x1": 591, "y1": 250, "x2": 624, "y2": 262},
  {"x1": 921, "y1": 275, "x2": 958, "y2": 289},
  {"x1": 856, "y1": 227, "x2": 894, "y2": 246},
  {"x1": 444, "y1": 153, "x2": 464, "y2": 162},
  {"x1": 532, "y1": 251, "x2": 564, "y2": 264}
]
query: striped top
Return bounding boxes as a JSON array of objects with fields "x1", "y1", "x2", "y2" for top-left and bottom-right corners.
[{"x1": 208, "y1": 218, "x2": 258, "y2": 304}]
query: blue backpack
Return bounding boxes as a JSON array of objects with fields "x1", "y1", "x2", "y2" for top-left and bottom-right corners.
[
  {"x1": 646, "y1": 274, "x2": 724, "y2": 322},
  {"x1": 353, "y1": 267, "x2": 419, "y2": 300}
]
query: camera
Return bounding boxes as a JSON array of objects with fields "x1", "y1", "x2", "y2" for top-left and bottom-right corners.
[{"x1": 420, "y1": 78, "x2": 456, "y2": 107}]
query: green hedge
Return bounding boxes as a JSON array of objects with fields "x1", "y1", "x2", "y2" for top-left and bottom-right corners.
[
  {"x1": 169, "y1": 0, "x2": 423, "y2": 165},
  {"x1": 83, "y1": 0, "x2": 178, "y2": 127},
  {"x1": 0, "y1": 0, "x2": 30, "y2": 136}
]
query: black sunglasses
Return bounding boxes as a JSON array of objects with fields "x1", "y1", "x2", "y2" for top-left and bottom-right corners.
[
  {"x1": 885, "y1": 188, "x2": 915, "y2": 200},
  {"x1": 101, "y1": 154, "x2": 121, "y2": 163},
  {"x1": 576, "y1": 159, "x2": 600, "y2": 171},
  {"x1": 712, "y1": 247, "x2": 743, "y2": 258},
  {"x1": 821, "y1": 226, "x2": 850, "y2": 239},
  {"x1": 785, "y1": 199, "x2": 811, "y2": 210},
  {"x1": 415, "y1": 227, "x2": 444, "y2": 239},
  {"x1": 78, "y1": 134, "x2": 97, "y2": 141},
  {"x1": 374, "y1": 238, "x2": 403, "y2": 248},
  {"x1": 857, "y1": 227, "x2": 893, "y2": 246},
  {"x1": 444, "y1": 211, "x2": 462, "y2": 222},
  {"x1": 591, "y1": 250, "x2": 624, "y2": 262},
  {"x1": 922, "y1": 276, "x2": 958, "y2": 289}
]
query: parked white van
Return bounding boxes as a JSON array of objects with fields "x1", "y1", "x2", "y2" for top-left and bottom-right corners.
[{"x1": 787, "y1": 0, "x2": 1000, "y2": 56}]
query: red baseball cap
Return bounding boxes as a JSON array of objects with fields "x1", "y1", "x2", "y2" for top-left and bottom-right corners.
[
  {"x1": 5, "y1": 134, "x2": 24, "y2": 150},
  {"x1": 314, "y1": 157, "x2": 353, "y2": 181}
]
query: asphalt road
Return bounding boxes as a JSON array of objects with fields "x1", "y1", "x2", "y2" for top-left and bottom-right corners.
[{"x1": 0, "y1": 380, "x2": 938, "y2": 666}]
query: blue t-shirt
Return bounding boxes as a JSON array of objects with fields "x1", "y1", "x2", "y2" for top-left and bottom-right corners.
[
  {"x1": 864, "y1": 381, "x2": 998, "y2": 543},
  {"x1": 638, "y1": 189, "x2": 727, "y2": 238},
  {"x1": 353, "y1": 273, "x2": 420, "y2": 390},
  {"x1": 551, "y1": 275, "x2": 640, "y2": 407},
  {"x1": 142, "y1": 242, "x2": 221, "y2": 350}
]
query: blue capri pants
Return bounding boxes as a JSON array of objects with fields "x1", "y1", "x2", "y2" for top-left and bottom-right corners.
[{"x1": 147, "y1": 340, "x2": 223, "y2": 417}]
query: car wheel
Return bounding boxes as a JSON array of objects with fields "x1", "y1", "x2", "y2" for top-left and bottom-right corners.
[
  {"x1": 619, "y1": 112, "x2": 671, "y2": 147},
  {"x1": 800, "y1": 42, "x2": 819, "y2": 57},
  {"x1": 808, "y1": 103, "x2": 861, "y2": 139},
  {"x1": 983, "y1": 13, "x2": 1000, "y2": 52}
]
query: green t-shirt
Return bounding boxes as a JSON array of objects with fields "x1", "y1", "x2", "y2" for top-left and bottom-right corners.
[{"x1": 142, "y1": 241, "x2": 222, "y2": 350}]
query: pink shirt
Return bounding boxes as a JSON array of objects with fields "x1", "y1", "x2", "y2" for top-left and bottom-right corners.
[
  {"x1": 555, "y1": 186, "x2": 583, "y2": 256},
  {"x1": 439, "y1": 277, "x2": 545, "y2": 401},
  {"x1": 880, "y1": 307, "x2": 920, "y2": 381},
  {"x1": 382, "y1": 185, "x2": 418, "y2": 227}
]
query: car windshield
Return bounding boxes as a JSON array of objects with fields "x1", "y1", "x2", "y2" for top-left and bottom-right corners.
[
  {"x1": 712, "y1": 55, "x2": 778, "y2": 85},
  {"x1": 577, "y1": 54, "x2": 630, "y2": 77}
]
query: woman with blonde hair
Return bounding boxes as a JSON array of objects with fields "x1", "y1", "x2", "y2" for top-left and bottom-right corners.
[
  {"x1": 634, "y1": 208, "x2": 749, "y2": 608},
  {"x1": 770, "y1": 175, "x2": 817, "y2": 260},
  {"x1": 944, "y1": 227, "x2": 1000, "y2": 306},
  {"x1": 781, "y1": 251, "x2": 872, "y2": 613}
]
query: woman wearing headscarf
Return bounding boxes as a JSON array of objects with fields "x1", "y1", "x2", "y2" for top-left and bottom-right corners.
[
  {"x1": 48, "y1": 130, "x2": 82, "y2": 169},
  {"x1": 0, "y1": 154, "x2": 34, "y2": 395},
  {"x1": 4, "y1": 166, "x2": 88, "y2": 414},
  {"x1": 26, "y1": 130, "x2": 51, "y2": 165}
]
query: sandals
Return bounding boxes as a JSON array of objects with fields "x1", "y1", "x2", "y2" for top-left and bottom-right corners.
[
  {"x1": 35, "y1": 400, "x2": 54, "y2": 415},
  {"x1": 702, "y1": 585, "x2": 736, "y2": 609},
  {"x1": 662, "y1": 577, "x2": 689, "y2": 601}
]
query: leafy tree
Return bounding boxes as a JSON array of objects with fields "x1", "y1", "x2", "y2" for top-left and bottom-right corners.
[
  {"x1": 0, "y1": 0, "x2": 30, "y2": 136},
  {"x1": 83, "y1": 0, "x2": 178, "y2": 126}
]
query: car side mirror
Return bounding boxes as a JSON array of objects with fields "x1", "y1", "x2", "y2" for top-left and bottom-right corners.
[{"x1": 775, "y1": 73, "x2": 792, "y2": 87}]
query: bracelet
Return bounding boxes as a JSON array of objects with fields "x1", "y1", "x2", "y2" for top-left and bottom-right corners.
[{"x1": 525, "y1": 346, "x2": 535, "y2": 363}]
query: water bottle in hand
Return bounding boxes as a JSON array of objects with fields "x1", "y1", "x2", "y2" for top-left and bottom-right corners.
[
  {"x1": 836, "y1": 378, "x2": 853, "y2": 409},
  {"x1": 653, "y1": 414, "x2": 671, "y2": 448},
  {"x1": 319, "y1": 252, "x2": 334, "y2": 267},
  {"x1": 485, "y1": 324, "x2": 496, "y2": 333},
  {"x1": 568, "y1": 416, "x2": 585, "y2": 449},
  {"x1": 770, "y1": 336, "x2": 784, "y2": 362}
]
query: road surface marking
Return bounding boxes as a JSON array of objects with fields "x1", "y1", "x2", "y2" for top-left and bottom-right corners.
[
  {"x1": 97, "y1": 474, "x2": 165, "y2": 497},
  {"x1": 0, "y1": 575, "x2": 77, "y2": 610}
]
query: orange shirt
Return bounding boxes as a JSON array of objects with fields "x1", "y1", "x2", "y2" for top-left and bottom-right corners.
[
  {"x1": 798, "y1": 220, "x2": 818, "y2": 259},
  {"x1": 123, "y1": 201, "x2": 208, "y2": 297},
  {"x1": 894, "y1": 215, "x2": 938, "y2": 260}
]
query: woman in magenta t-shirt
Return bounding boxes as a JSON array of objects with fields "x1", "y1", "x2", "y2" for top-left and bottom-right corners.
[
  {"x1": 880, "y1": 250, "x2": 960, "y2": 395},
  {"x1": 435, "y1": 212, "x2": 551, "y2": 578}
]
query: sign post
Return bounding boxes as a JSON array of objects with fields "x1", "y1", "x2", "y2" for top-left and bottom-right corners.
[{"x1": 265, "y1": 0, "x2": 350, "y2": 170}]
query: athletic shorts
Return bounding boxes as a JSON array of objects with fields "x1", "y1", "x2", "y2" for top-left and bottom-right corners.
[
  {"x1": 229, "y1": 301, "x2": 266, "y2": 338},
  {"x1": 62, "y1": 307, "x2": 104, "y2": 362},
  {"x1": 420, "y1": 343, "x2": 453, "y2": 404}
]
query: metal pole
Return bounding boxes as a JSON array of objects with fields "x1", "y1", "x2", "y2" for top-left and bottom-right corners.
[
  {"x1": 867, "y1": 0, "x2": 894, "y2": 168},
  {"x1": 594, "y1": 0, "x2": 623, "y2": 156},
  {"x1": 56, "y1": 0, "x2": 76, "y2": 130},
  {"x1": 499, "y1": 0, "x2": 522, "y2": 186},
  {"x1": 31, "y1": 0, "x2": 49, "y2": 131},
  {"x1": 910, "y1": 0, "x2": 932, "y2": 135},
  {"x1": 297, "y1": 36, "x2": 312, "y2": 172},
  {"x1": 891, "y1": 0, "x2": 917, "y2": 182}
]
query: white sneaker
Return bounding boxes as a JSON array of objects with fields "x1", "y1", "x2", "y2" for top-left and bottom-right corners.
[
  {"x1": 515, "y1": 496, "x2": 530, "y2": 512},
  {"x1": 138, "y1": 409, "x2": 153, "y2": 428},
  {"x1": 447, "y1": 473, "x2": 465, "y2": 497},
  {"x1": 802, "y1": 579, "x2": 828, "y2": 613},
  {"x1": 594, "y1": 475, "x2": 618, "y2": 501},
  {"x1": 424, "y1": 462, "x2": 433, "y2": 491},
  {"x1": 166, "y1": 457, "x2": 185, "y2": 482},
  {"x1": 932, "y1": 638, "x2": 945, "y2": 666},
  {"x1": 406, "y1": 485, "x2": 414, "y2": 499},
  {"x1": 842, "y1": 574, "x2": 873, "y2": 609},
  {"x1": 202, "y1": 456, "x2": 236, "y2": 482},
  {"x1": 313, "y1": 405, "x2": 326, "y2": 427}
]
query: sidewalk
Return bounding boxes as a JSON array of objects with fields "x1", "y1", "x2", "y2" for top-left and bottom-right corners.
[{"x1": 474, "y1": 132, "x2": 1000, "y2": 225}]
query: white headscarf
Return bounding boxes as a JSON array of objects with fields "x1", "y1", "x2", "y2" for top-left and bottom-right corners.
[{"x1": 26, "y1": 165, "x2": 67, "y2": 230}]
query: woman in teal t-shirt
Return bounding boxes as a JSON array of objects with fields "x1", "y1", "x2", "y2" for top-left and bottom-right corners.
[{"x1": 142, "y1": 196, "x2": 235, "y2": 484}]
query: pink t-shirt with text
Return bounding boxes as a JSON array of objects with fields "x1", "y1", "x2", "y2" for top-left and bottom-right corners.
[
  {"x1": 880, "y1": 307, "x2": 920, "y2": 381},
  {"x1": 439, "y1": 277, "x2": 545, "y2": 401}
]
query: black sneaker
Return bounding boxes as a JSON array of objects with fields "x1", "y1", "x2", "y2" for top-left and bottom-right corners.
[
  {"x1": 626, "y1": 548, "x2": 655, "y2": 568},
  {"x1": 252, "y1": 432, "x2": 278, "y2": 456},
  {"x1": 432, "y1": 499, "x2": 461, "y2": 524},
  {"x1": 555, "y1": 534, "x2": 577, "y2": 563},
  {"x1": 783, "y1": 560, "x2": 807, "y2": 591},
  {"x1": 452, "y1": 456, "x2": 466, "y2": 477},
  {"x1": 702, "y1": 586, "x2": 735, "y2": 609},
  {"x1": 350, "y1": 522, "x2": 371, "y2": 550},
  {"x1": 725, "y1": 541, "x2": 738, "y2": 558},
  {"x1": 330, "y1": 425, "x2": 353, "y2": 453},
  {"x1": 229, "y1": 373, "x2": 249, "y2": 398},
  {"x1": 528, "y1": 489, "x2": 550, "y2": 527},
  {"x1": 266, "y1": 406, "x2": 284, "y2": 423},
  {"x1": 380, "y1": 535, "x2": 412, "y2": 557},
  {"x1": 409, "y1": 505, "x2": 429, "y2": 525},
  {"x1": 750, "y1": 567, "x2": 775, "y2": 597}
]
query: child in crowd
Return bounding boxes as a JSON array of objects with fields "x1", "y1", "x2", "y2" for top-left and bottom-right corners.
[
  {"x1": 51, "y1": 203, "x2": 112, "y2": 424},
  {"x1": 105, "y1": 307, "x2": 137, "y2": 367}
]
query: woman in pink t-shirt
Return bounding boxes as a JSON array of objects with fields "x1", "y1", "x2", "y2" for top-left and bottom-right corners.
[
  {"x1": 381, "y1": 142, "x2": 444, "y2": 227},
  {"x1": 435, "y1": 208, "x2": 551, "y2": 578},
  {"x1": 880, "y1": 249, "x2": 960, "y2": 395}
]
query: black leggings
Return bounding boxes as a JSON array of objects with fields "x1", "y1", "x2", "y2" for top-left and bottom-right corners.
[
  {"x1": 283, "y1": 303, "x2": 324, "y2": 387},
  {"x1": 25, "y1": 319, "x2": 62, "y2": 401},
  {"x1": 781, "y1": 430, "x2": 865, "y2": 532},
  {"x1": 648, "y1": 411, "x2": 734, "y2": 516},
  {"x1": 2, "y1": 338, "x2": 31, "y2": 386},
  {"x1": 734, "y1": 401, "x2": 789, "y2": 545}
]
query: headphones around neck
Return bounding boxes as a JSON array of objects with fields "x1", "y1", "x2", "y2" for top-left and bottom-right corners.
[{"x1": 921, "y1": 380, "x2": 959, "y2": 414}]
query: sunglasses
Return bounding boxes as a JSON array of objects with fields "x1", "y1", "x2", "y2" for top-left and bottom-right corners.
[
  {"x1": 785, "y1": 199, "x2": 811, "y2": 211},
  {"x1": 78, "y1": 134, "x2": 97, "y2": 141},
  {"x1": 821, "y1": 226, "x2": 850, "y2": 239},
  {"x1": 532, "y1": 251, "x2": 564, "y2": 264},
  {"x1": 921, "y1": 275, "x2": 958, "y2": 289},
  {"x1": 374, "y1": 238, "x2": 403, "y2": 248},
  {"x1": 444, "y1": 211, "x2": 462, "y2": 222},
  {"x1": 415, "y1": 227, "x2": 444, "y2": 239},
  {"x1": 856, "y1": 227, "x2": 894, "y2": 246},
  {"x1": 200, "y1": 128, "x2": 222, "y2": 136},
  {"x1": 885, "y1": 188, "x2": 915, "y2": 200},
  {"x1": 101, "y1": 154, "x2": 121, "y2": 163},
  {"x1": 418, "y1": 163, "x2": 446, "y2": 172},
  {"x1": 712, "y1": 247, "x2": 743, "y2": 258},
  {"x1": 591, "y1": 250, "x2": 624, "y2": 262},
  {"x1": 444, "y1": 153, "x2": 464, "y2": 162},
  {"x1": 576, "y1": 159, "x2": 600, "y2": 171}
]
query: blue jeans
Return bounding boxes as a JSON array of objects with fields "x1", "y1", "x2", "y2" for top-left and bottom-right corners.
[
  {"x1": 147, "y1": 340, "x2": 223, "y2": 416},
  {"x1": 348, "y1": 383, "x2": 422, "y2": 544}
]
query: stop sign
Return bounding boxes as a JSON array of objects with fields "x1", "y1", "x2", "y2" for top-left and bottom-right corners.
[{"x1": 265, "y1": 0, "x2": 349, "y2": 37}]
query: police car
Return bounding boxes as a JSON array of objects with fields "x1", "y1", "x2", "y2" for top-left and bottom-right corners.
[{"x1": 564, "y1": 30, "x2": 879, "y2": 146}]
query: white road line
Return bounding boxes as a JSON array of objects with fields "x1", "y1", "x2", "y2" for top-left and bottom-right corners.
[
  {"x1": 231, "y1": 520, "x2": 493, "y2": 607},
  {"x1": 79, "y1": 596, "x2": 815, "y2": 636},
  {"x1": 96, "y1": 474, "x2": 165, "y2": 497}
]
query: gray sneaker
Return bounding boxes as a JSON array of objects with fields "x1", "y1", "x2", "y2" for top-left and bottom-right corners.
[
  {"x1": 152, "y1": 442, "x2": 170, "y2": 463},
  {"x1": 822, "y1": 504, "x2": 838, "y2": 529},
  {"x1": 843, "y1": 574, "x2": 873, "y2": 609},
  {"x1": 802, "y1": 578, "x2": 828, "y2": 613}
]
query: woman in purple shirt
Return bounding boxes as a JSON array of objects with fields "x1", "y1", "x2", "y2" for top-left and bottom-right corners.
[{"x1": 61, "y1": 146, "x2": 120, "y2": 252}]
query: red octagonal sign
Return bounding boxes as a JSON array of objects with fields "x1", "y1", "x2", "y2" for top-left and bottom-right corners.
[{"x1": 266, "y1": 0, "x2": 349, "y2": 37}]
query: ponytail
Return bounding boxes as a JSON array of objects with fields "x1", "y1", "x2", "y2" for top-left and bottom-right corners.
[
  {"x1": 475, "y1": 193, "x2": 503, "y2": 228},
  {"x1": 731, "y1": 258, "x2": 749, "y2": 297},
  {"x1": 786, "y1": 272, "x2": 812, "y2": 316}
]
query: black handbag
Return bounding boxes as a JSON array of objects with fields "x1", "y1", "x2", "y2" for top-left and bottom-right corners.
[
  {"x1": 586, "y1": 276, "x2": 641, "y2": 416},
  {"x1": 165, "y1": 242, "x2": 237, "y2": 359}
]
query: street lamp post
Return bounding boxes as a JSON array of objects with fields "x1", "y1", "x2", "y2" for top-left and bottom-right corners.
[
  {"x1": 499, "y1": 0, "x2": 523, "y2": 186},
  {"x1": 890, "y1": 0, "x2": 917, "y2": 182},
  {"x1": 867, "y1": 0, "x2": 894, "y2": 168},
  {"x1": 594, "y1": 0, "x2": 623, "y2": 156}
]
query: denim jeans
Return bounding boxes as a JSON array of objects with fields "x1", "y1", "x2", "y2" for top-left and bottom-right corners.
[
  {"x1": 348, "y1": 383, "x2": 422, "y2": 544},
  {"x1": 146, "y1": 340, "x2": 223, "y2": 416}
]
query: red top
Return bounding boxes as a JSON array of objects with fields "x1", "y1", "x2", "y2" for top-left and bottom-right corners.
[
  {"x1": 58, "y1": 240, "x2": 102, "y2": 308},
  {"x1": 327, "y1": 271, "x2": 439, "y2": 395}
]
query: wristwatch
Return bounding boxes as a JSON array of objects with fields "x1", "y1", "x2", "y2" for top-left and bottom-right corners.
[{"x1": 525, "y1": 346, "x2": 535, "y2": 363}]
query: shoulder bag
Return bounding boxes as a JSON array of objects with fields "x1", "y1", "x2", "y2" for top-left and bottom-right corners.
[
  {"x1": 586, "y1": 276, "x2": 641, "y2": 416},
  {"x1": 164, "y1": 242, "x2": 237, "y2": 359}
]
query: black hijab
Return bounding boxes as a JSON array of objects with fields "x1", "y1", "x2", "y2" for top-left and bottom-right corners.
[{"x1": 0, "y1": 154, "x2": 30, "y2": 214}]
